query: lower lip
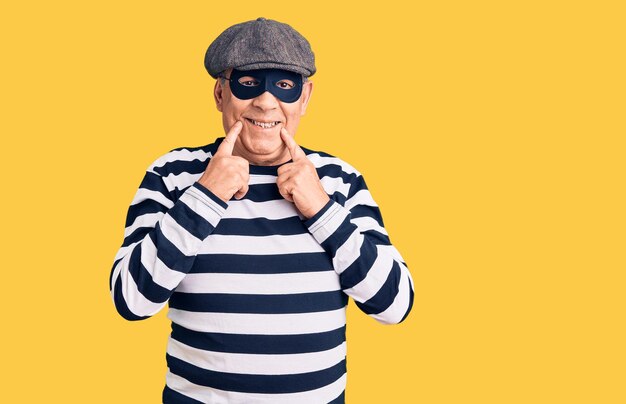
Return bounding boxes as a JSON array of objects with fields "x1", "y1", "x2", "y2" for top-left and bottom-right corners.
[{"x1": 244, "y1": 118, "x2": 281, "y2": 131}]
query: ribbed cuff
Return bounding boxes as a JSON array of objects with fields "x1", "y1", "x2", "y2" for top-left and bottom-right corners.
[
  {"x1": 304, "y1": 200, "x2": 351, "y2": 245},
  {"x1": 303, "y1": 199, "x2": 335, "y2": 228},
  {"x1": 191, "y1": 182, "x2": 229, "y2": 209},
  {"x1": 173, "y1": 183, "x2": 229, "y2": 233}
]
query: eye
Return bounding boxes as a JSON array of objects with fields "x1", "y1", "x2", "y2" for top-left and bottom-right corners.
[
  {"x1": 238, "y1": 76, "x2": 260, "y2": 87},
  {"x1": 275, "y1": 79, "x2": 295, "y2": 90}
]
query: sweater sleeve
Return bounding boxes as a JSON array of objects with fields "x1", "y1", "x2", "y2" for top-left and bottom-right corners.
[
  {"x1": 109, "y1": 165, "x2": 227, "y2": 321},
  {"x1": 304, "y1": 174, "x2": 414, "y2": 325}
]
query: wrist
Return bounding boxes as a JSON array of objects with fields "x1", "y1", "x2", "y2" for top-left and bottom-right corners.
[
  {"x1": 193, "y1": 181, "x2": 230, "y2": 206},
  {"x1": 303, "y1": 194, "x2": 331, "y2": 219}
]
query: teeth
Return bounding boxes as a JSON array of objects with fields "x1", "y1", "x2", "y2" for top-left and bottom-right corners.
[{"x1": 249, "y1": 119, "x2": 279, "y2": 129}]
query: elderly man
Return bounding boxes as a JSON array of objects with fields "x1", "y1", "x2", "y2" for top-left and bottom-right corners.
[{"x1": 110, "y1": 17, "x2": 414, "y2": 404}]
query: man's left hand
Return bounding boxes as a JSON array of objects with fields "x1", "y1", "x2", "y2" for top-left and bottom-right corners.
[{"x1": 277, "y1": 128, "x2": 330, "y2": 219}]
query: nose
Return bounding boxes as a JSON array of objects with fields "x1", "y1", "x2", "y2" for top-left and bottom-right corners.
[{"x1": 251, "y1": 90, "x2": 279, "y2": 110}]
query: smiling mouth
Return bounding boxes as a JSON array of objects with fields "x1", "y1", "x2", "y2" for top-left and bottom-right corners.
[{"x1": 245, "y1": 118, "x2": 281, "y2": 129}]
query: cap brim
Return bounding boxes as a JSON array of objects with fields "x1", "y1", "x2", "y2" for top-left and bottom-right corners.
[{"x1": 232, "y1": 62, "x2": 314, "y2": 77}]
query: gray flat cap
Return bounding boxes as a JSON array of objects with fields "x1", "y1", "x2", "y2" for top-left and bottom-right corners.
[{"x1": 204, "y1": 17, "x2": 316, "y2": 79}]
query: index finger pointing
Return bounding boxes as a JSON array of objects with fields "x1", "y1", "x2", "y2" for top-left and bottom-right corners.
[
  {"x1": 216, "y1": 121, "x2": 243, "y2": 156},
  {"x1": 280, "y1": 127, "x2": 306, "y2": 161}
]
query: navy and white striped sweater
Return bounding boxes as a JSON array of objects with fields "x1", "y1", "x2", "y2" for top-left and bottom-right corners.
[{"x1": 109, "y1": 137, "x2": 414, "y2": 403}]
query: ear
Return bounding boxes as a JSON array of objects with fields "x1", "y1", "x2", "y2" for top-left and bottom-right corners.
[
  {"x1": 299, "y1": 80, "x2": 314, "y2": 116},
  {"x1": 214, "y1": 79, "x2": 224, "y2": 112}
]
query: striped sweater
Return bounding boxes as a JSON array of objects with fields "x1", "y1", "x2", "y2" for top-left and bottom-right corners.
[{"x1": 109, "y1": 137, "x2": 414, "y2": 403}]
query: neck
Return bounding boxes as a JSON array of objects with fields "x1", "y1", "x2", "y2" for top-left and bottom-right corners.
[{"x1": 232, "y1": 145, "x2": 292, "y2": 166}]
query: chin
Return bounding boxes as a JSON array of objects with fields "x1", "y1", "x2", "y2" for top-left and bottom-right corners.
[{"x1": 241, "y1": 130, "x2": 284, "y2": 157}]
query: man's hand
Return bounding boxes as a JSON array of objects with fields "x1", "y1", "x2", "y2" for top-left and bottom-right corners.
[
  {"x1": 198, "y1": 121, "x2": 249, "y2": 202},
  {"x1": 277, "y1": 127, "x2": 330, "y2": 219}
]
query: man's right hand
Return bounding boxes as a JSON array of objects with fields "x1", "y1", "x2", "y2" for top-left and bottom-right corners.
[{"x1": 198, "y1": 121, "x2": 249, "y2": 202}]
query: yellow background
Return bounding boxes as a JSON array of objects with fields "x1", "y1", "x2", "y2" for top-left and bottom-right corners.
[{"x1": 1, "y1": 1, "x2": 624, "y2": 403}]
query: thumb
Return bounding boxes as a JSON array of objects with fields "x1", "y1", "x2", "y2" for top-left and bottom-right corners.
[{"x1": 280, "y1": 127, "x2": 306, "y2": 161}]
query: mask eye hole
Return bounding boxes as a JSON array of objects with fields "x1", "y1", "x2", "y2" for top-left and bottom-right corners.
[
  {"x1": 275, "y1": 79, "x2": 295, "y2": 90},
  {"x1": 237, "y1": 76, "x2": 260, "y2": 87}
]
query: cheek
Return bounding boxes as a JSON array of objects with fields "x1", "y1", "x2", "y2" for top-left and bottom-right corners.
[
  {"x1": 283, "y1": 107, "x2": 302, "y2": 124},
  {"x1": 222, "y1": 94, "x2": 247, "y2": 118},
  {"x1": 285, "y1": 115, "x2": 301, "y2": 132},
  {"x1": 221, "y1": 114, "x2": 234, "y2": 133}
]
